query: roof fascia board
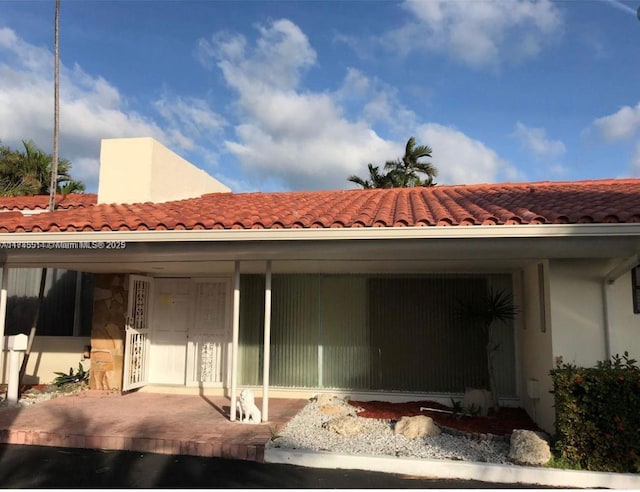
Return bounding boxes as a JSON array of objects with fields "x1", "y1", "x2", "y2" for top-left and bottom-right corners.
[{"x1": 2, "y1": 223, "x2": 640, "y2": 243}]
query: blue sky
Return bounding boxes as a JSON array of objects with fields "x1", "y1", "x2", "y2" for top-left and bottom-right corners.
[{"x1": 1, "y1": 0, "x2": 639, "y2": 193}]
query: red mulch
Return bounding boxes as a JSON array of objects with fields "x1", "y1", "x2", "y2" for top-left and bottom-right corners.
[{"x1": 350, "y1": 400, "x2": 540, "y2": 437}]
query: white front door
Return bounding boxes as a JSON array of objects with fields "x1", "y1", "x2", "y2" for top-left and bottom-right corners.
[
  {"x1": 187, "y1": 278, "x2": 232, "y2": 387},
  {"x1": 149, "y1": 278, "x2": 193, "y2": 385}
]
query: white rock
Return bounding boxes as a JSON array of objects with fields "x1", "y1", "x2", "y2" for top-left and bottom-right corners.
[
  {"x1": 508, "y1": 429, "x2": 551, "y2": 466},
  {"x1": 462, "y1": 388, "x2": 492, "y2": 417},
  {"x1": 315, "y1": 394, "x2": 336, "y2": 406},
  {"x1": 324, "y1": 416, "x2": 363, "y2": 436},
  {"x1": 268, "y1": 398, "x2": 511, "y2": 464},
  {"x1": 394, "y1": 415, "x2": 441, "y2": 439}
]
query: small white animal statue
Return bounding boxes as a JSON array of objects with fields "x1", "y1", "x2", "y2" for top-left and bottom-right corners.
[{"x1": 236, "y1": 388, "x2": 261, "y2": 424}]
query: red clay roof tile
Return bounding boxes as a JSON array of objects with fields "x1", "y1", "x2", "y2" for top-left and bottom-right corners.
[
  {"x1": 1, "y1": 179, "x2": 640, "y2": 233},
  {"x1": 0, "y1": 194, "x2": 96, "y2": 211}
]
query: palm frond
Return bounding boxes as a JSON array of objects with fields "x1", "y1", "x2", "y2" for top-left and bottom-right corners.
[{"x1": 457, "y1": 288, "x2": 518, "y2": 329}]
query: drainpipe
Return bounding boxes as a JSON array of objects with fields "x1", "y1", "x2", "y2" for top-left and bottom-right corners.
[
  {"x1": 262, "y1": 260, "x2": 272, "y2": 422},
  {"x1": 0, "y1": 265, "x2": 8, "y2": 382},
  {"x1": 602, "y1": 253, "x2": 640, "y2": 360},
  {"x1": 230, "y1": 261, "x2": 240, "y2": 421}
]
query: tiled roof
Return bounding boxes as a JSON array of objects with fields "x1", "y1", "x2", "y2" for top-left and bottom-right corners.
[
  {"x1": 1, "y1": 180, "x2": 640, "y2": 233},
  {"x1": 0, "y1": 194, "x2": 97, "y2": 212}
]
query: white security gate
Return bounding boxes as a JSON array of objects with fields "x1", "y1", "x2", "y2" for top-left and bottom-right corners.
[
  {"x1": 123, "y1": 275, "x2": 152, "y2": 391},
  {"x1": 187, "y1": 278, "x2": 232, "y2": 387}
]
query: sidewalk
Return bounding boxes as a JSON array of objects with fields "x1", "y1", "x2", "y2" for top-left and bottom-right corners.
[{"x1": 0, "y1": 390, "x2": 306, "y2": 462}]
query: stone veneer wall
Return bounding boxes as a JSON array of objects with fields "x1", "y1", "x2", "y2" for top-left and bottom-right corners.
[{"x1": 90, "y1": 273, "x2": 128, "y2": 390}]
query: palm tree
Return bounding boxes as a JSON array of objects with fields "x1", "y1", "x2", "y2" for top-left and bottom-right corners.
[
  {"x1": 385, "y1": 136, "x2": 437, "y2": 187},
  {"x1": 348, "y1": 163, "x2": 393, "y2": 189},
  {"x1": 348, "y1": 136, "x2": 437, "y2": 189},
  {"x1": 0, "y1": 140, "x2": 84, "y2": 197},
  {"x1": 457, "y1": 288, "x2": 518, "y2": 412}
]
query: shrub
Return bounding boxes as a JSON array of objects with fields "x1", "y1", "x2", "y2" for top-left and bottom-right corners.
[
  {"x1": 550, "y1": 352, "x2": 640, "y2": 473},
  {"x1": 53, "y1": 362, "x2": 89, "y2": 387}
]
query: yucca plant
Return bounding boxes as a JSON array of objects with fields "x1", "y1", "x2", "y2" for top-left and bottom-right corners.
[
  {"x1": 53, "y1": 362, "x2": 89, "y2": 387},
  {"x1": 457, "y1": 288, "x2": 518, "y2": 411}
]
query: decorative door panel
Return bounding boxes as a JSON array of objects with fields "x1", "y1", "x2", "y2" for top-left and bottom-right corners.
[
  {"x1": 187, "y1": 335, "x2": 229, "y2": 385},
  {"x1": 193, "y1": 280, "x2": 230, "y2": 335},
  {"x1": 187, "y1": 278, "x2": 231, "y2": 386}
]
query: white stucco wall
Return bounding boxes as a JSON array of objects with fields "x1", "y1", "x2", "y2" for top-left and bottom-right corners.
[
  {"x1": 545, "y1": 258, "x2": 640, "y2": 366},
  {"x1": 517, "y1": 262, "x2": 555, "y2": 433},
  {"x1": 98, "y1": 137, "x2": 230, "y2": 205},
  {"x1": 548, "y1": 259, "x2": 610, "y2": 366},
  {"x1": 539, "y1": 258, "x2": 640, "y2": 432},
  {"x1": 1, "y1": 336, "x2": 90, "y2": 385},
  {"x1": 605, "y1": 269, "x2": 640, "y2": 358}
]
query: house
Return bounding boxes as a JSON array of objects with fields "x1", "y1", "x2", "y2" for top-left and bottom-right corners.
[
  {"x1": 0, "y1": 193, "x2": 97, "y2": 383},
  {"x1": 2, "y1": 136, "x2": 640, "y2": 434}
]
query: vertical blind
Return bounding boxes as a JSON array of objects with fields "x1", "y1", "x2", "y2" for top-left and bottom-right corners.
[
  {"x1": 238, "y1": 273, "x2": 516, "y2": 396},
  {"x1": 2, "y1": 268, "x2": 94, "y2": 337}
]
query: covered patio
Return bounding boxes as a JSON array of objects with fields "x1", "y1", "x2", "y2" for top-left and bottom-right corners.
[
  {"x1": 3, "y1": 223, "x2": 640, "y2": 433},
  {"x1": 0, "y1": 391, "x2": 306, "y2": 462}
]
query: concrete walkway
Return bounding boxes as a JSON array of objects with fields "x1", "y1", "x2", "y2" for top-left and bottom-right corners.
[{"x1": 0, "y1": 390, "x2": 306, "y2": 462}]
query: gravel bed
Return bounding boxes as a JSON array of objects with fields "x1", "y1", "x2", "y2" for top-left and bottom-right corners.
[
  {"x1": 268, "y1": 397, "x2": 511, "y2": 465},
  {"x1": 0, "y1": 383, "x2": 88, "y2": 410}
]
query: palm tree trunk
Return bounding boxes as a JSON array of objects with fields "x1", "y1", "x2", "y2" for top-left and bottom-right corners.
[{"x1": 486, "y1": 324, "x2": 500, "y2": 412}]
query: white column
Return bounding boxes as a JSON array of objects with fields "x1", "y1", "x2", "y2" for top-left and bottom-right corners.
[
  {"x1": 230, "y1": 261, "x2": 241, "y2": 421},
  {"x1": 6, "y1": 334, "x2": 27, "y2": 405},
  {"x1": 0, "y1": 265, "x2": 8, "y2": 383},
  {"x1": 262, "y1": 260, "x2": 272, "y2": 422}
]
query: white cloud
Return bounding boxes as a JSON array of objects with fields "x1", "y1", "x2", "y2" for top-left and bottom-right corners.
[
  {"x1": 198, "y1": 19, "x2": 316, "y2": 93},
  {"x1": 603, "y1": 0, "x2": 638, "y2": 16},
  {"x1": 198, "y1": 20, "x2": 403, "y2": 190},
  {"x1": 417, "y1": 123, "x2": 517, "y2": 184},
  {"x1": 591, "y1": 103, "x2": 640, "y2": 177},
  {"x1": 154, "y1": 95, "x2": 226, "y2": 147},
  {"x1": 195, "y1": 19, "x2": 519, "y2": 190},
  {"x1": 336, "y1": 68, "x2": 418, "y2": 137},
  {"x1": 0, "y1": 27, "x2": 224, "y2": 191},
  {"x1": 593, "y1": 102, "x2": 640, "y2": 141},
  {"x1": 387, "y1": 0, "x2": 563, "y2": 68},
  {"x1": 514, "y1": 122, "x2": 566, "y2": 158}
]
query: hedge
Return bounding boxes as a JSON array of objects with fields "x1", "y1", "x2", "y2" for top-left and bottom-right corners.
[{"x1": 550, "y1": 352, "x2": 640, "y2": 473}]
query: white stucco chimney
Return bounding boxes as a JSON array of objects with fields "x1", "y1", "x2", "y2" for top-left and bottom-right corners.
[{"x1": 97, "y1": 137, "x2": 230, "y2": 204}]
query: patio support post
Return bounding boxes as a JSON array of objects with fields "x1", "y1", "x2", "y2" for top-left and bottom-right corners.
[
  {"x1": 0, "y1": 265, "x2": 7, "y2": 381},
  {"x1": 230, "y1": 260, "x2": 240, "y2": 421},
  {"x1": 262, "y1": 260, "x2": 272, "y2": 422},
  {"x1": 601, "y1": 281, "x2": 612, "y2": 360}
]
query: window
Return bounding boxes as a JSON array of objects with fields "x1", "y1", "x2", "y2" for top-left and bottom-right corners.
[
  {"x1": 632, "y1": 266, "x2": 640, "y2": 314},
  {"x1": 238, "y1": 273, "x2": 517, "y2": 396},
  {"x1": 3, "y1": 268, "x2": 94, "y2": 337}
]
